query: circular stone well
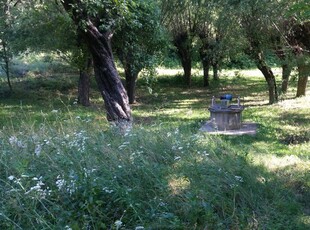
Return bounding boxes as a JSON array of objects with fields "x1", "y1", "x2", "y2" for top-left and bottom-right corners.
[{"x1": 209, "y1": 104, "x2": 244, "y2": 130}]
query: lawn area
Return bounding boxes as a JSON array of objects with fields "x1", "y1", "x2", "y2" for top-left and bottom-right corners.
[{"x1": 0, "y1": 68, "x2": 309, "y2": 229}]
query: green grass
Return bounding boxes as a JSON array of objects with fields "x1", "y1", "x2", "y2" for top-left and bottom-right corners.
[{"x1": 0, "y1": 65, "x2": 309, "y2": 229}]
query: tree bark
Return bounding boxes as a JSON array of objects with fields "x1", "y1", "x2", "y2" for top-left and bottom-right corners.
[
  {"x1": 281, "y1": 63, "x2": 291, "y2": 94},
  {"x1": 78, "y1": 57, "x2": 92, "y2": 106},
  {"x1": 212, "y1": 62, "x2": 219, "y2": 81},
  {"x1": 201, "y1": 58, "x2": 210, "y2": 87},
  {"x1": 256, "y1": 52, "x2": 278, "y2": 104},
  {"x1": 296, "y1": 62, "x2": 309, "y2": 97},
  {"x1": 174, "y1": 33, "x2": 192, "y2": 86},
  {"x1": 61, "y1": 0, "x2": 132, "y2": 122},
  {"x1": 1, "y1": 39, "x2": 12, "y2": 92},
  {"x1": 124, "y1": 66, "x2": 139, "y2": 104},
  {"x1": 87, "y1": 27, "x2": 131, "y2": 121}
]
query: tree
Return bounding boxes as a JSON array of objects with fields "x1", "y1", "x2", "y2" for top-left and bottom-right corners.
[
  {"x1": 161, "y1": 0, "x2": 196, "y2": 86},
  {"x1": 113, "y1": 0, "x2": 164, "y2": 104},
  {"x1": 286, "y1": 1, "x2": 310, "y2": 97},
  {"x1": 195, "y1": 0, "x2": 234, "y2": 86},
  {"x1": 289, "y1": 21, "x2": 310, "y2": 97},
  {"x1": 10, "y1": 0, "x2": 132, "y2": 121},
  {"x1": 0, "y1": 0, "x2": 14, "y2": 92},
  {"x1": 11, "y1": 1, "x2": 93, "y2": 106},
  {"x1": 227, "y1": 0, "x2": 284, "y2": 104},
  {"x1": 60, "y1": 0, "x2": 132, "y2": 123}
]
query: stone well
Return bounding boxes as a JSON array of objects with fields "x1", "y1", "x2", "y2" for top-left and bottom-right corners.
[{"x1": 208, "y1": 95, "x2": 244, "y2": 131}]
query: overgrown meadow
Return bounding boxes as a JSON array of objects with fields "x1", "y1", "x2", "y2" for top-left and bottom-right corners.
[{"x1": 0, "y1": 59, "x2": 309, "y2": 229}]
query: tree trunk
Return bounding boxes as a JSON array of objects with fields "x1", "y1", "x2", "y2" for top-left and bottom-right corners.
[
  {"x1": 124, "y1": 66, "x2": 138, "y2": 104},
  {"x1": 1, "y1": 42, "x2": 12, "y2": 92},
  {"x1": 61, "y1": 1, "x2": 132, "y2": 123},
  {"x1": 182, "y1": 57, "x2": 192, "y2": 86},
  {"x1": 212, "y1": 62, "x2": 219, "y2": 81},
  {"x1": 174, "y1": 33, "x2": 192, "y2": 86},
  {"x1": 4, "y1": 56, "x2": 12, "y2": 92},
  {"x1": 87, "y1": 28, "x2": 131, "y2": 122},
  {"x1": 202, "y1": 59, "x2": 210, "y2": 87},
  {"x1": 281, "y1": 63, "x2": 291, "y2": 94},
  {"x1": 78, "y1": 58, "x2": 92, "y2": 106},
  {"x1": 296, "y1": 62, "x2": 309, "y2": 97},
  {"x1": 256, "y1": 52, "x2": 278, "y2": 104}
]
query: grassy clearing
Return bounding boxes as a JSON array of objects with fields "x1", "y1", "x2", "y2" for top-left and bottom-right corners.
[{"x1": 0, "y1": 66, "x2": 309, "y2": 229}]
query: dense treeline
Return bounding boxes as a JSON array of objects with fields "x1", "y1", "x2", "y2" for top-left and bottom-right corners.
[{"x1": 0, "y1": 0, "x2": 309, "y2": 122}]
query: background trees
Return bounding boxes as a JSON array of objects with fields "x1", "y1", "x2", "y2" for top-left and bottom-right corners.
[
  {"x1": 0, "y1": 0, "x2": 15, "y2": 92},
  {"x1": 161, "y1": 0, "x2": 196, "y2": 86},
  {"x1": 113, "y1": 0, "x2": 165, "y2": 104},
  {"x1": 0, "y1": 0, "x2": 308, "y2": 115}
]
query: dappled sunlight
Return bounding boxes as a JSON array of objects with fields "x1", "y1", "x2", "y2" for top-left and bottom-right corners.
[
  {"x1": 156, "y1": 67, "x2": 184, "y2": 76},
  {"x1": 277, "y1": 95, "x2": 310, "y2": 109},
  {"x1": 168, "y1": 176, "x2": 191, "y2": 195},
  {"x1": 253, "y1": 154, "x2": 310, "y2": 171}
]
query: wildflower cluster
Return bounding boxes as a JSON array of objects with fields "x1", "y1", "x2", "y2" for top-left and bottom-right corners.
[{"x1": 8, "y1": 175, "x2": 51, "y2": 200}]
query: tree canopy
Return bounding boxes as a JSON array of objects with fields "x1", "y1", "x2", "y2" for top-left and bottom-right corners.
[{"x1": 0, "y1": 0, "x2": 308, "y2": 115}]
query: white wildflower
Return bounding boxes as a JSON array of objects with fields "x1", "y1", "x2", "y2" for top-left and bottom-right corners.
[
  {"x1": 25, "y1": 177, "x2": 51, "y2": 199},
  {"x1": 115, "y1": 220, "x2": 122, "y2": 229},
  {"x1": 8, "y1": 175, "x2": 15, "y2": 181},
  {"x1": 9, "y1": 136, "x2": 26, "y2": 148},
  {"x1": 135, "y1": 226, "x2": 145, "y2": 230},
  {"x1": 51, "y1": 109, "x2": 58, "y2": 113},
  {"x1": 174, "y1": 156, "x2": 181, "y2": 161},
  {"x1": 17, "y1": 140, "x2": 26, "y2": 148},
  {"x1": 9, "y1": 136, "x2": 18, "y2": 145},
  {"x1": 159, "y1": 202, "x2": 167, "y2": 207},
  {"x1": 56, "y1": 176, "x2": 66, "y2": 190},
  {"x1": 35, "y1": 144, "x2": 42, "y2": 156},
  {"x1": 235, "y1": 176, "x2": 244, "y2": 182},
  {"x1": 103, "y1": 187, "x2": 114, "y2": 194}
]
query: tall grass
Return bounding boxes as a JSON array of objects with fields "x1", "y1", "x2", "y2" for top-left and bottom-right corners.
[
  {"x1": 0, "y1": 64, "x2": 309, "y2": 229},
  {"x1": 0, "y1": 111, "x2": 309, "y2": 229}
]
